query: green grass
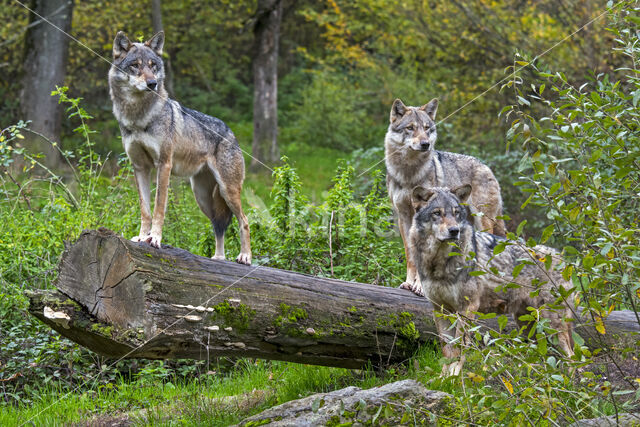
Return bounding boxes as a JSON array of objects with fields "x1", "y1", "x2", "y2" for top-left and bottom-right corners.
[{"x1": 0, "y1": 346, "x2": 441, "y2": 426}]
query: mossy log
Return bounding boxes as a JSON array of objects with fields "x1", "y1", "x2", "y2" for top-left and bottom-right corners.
[{"x1": 27, "y1": 229, "x2": 639, "y2": 369}]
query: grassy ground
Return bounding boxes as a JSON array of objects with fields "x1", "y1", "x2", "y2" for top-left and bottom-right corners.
[{"x1": 1, "y1": 347, "x2": 441, "y2": 426}]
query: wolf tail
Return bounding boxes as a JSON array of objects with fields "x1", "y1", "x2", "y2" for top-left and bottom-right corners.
[{"x1": 211, "y1": 184, "x2": 233, "y2": 240}]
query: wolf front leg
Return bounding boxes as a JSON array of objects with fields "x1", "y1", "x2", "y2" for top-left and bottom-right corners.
[
  {"x1": 132, "y1": 166, "x2": 153, "y2": 242},
  {"x1": 147, "y1": 159, "x2": 173, "y2": 248},
  {"x1": 397, "y1": 215, "x2": 423, "y2": 296}
]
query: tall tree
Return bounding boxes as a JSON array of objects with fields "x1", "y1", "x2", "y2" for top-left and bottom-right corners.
[
  {"x1": 150, "y1": 0, "x2": 173, "y2": 96},
  {"x1": 20, "y1": 0, "x2": 74, "y2": 170},
  {"x1": 250, "y1": 0, "x2": 283, "y2": 172}
]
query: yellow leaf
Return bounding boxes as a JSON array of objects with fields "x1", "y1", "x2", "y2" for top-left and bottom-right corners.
[
  {"x1": 595, "y1": 317, "x2": 606, "y2": 334},
  {"x1": 467, "y1": 372, "x2": 484, "y2": 383},
  {"x1": 16, "y1": 133, "x2": 24, "y2": 139},
  {"x1": 0, "y1": 135, "x2": 4, "y2": 142},
  {"x1": 502, "y1": 377, "x2": 514, "y2": 395}
]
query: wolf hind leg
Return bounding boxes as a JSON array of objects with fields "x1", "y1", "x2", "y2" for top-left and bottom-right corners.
[
  {"x1": 209, "y1": 161, "x2": 252, "y2": 265},
  {"x1": 190, "y1": 168, "x2": 232, "y2": 260}
]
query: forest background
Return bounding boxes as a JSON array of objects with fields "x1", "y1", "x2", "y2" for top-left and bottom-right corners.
[{"x1": 1, "y1": 0, "x2": 640, "y2": 425}]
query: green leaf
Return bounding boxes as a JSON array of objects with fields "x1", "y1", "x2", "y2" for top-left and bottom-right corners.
[
  {"x1": 469, "y1": 270, "x2": 487, "y2": 276},
  {"x1": 583, "y1": 255, "x2": 594, "y2": 269},
  {"x1": 311, "y1": 398, "x2": 322, "y2": 413},
  {"x1": 536, "y1": 333, "x2": 548, "y2": 355},
  {"x1": 498, "y1": 315, "x2": 508, "y2": 331},
  {"x1": 541, "y1": 224, "x2": 554, "y2": 244},
  {"x1": 493, "y1": 241, "x2": 507, "y2": 255},
  {"x1": 512, "y1": 263, "x2": 525, "y2": 278},
  {"x1": 516, "y1": 220, "x2": 527, "y2": 236}
]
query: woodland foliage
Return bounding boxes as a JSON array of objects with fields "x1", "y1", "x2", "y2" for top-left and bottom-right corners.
[{"x1": 1, "y1": 0, "x2": 640, "y2": 425}]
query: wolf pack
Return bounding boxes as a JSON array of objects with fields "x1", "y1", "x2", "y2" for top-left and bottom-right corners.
[{"x1": 109, "y1": 31, "x2": 575, "y2": 376}]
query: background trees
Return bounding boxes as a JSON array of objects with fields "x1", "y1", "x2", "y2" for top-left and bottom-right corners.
[
  {"x1": 20, "y1": 0, "x2": 74, "y2": 170},
  {"x1": 3, "y1": 1, "x2": 639, "y2": 424}
]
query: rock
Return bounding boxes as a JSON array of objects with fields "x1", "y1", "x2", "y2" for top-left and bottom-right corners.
[
  {"x1": 569, "y1": 413, "x2": 640, "y2": 426},
  {"x1": 237, "y1": 379, "x2": 452, "y2": 426}
]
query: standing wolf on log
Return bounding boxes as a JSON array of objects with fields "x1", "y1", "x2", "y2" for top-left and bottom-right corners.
[
  {"x1": 385, "y1": 98, "x2": 505, "y2": 294},
  {"x1": 108, "y1": 31, "x2": 251, "y2": 264}
]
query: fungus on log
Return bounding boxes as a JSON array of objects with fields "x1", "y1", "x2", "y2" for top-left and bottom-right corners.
[{"x1": 26, "y1": 229, "x2": 639, "y2": 369}]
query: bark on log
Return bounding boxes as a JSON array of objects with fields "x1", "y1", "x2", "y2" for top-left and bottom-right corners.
[{"x1": 26, "y1": 229, "x2": 639, "y2": 369}]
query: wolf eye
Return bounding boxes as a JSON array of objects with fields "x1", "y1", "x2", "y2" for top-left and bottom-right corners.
[
  {"x1": 431, "y1": 211, "x2": 441, "y2": 219},
  {"x1": 405, "y1": 125, "x2": 414, "y2": 131},
  {"x1": 128, "y1": 64, "x2": 138, "y2": 71}
]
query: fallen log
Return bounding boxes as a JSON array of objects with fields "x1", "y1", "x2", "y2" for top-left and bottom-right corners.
[{"x1": 26, "y1": 229, "x2": 639, "y2": 369}]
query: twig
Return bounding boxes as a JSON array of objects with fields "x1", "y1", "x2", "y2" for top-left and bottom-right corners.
[{"x1": 329, "y1": 209, "x2": 334, "y2": 277}]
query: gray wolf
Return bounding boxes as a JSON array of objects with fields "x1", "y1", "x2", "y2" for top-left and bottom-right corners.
[
  {"x1": 385, "y1": 98, "x2": 505, "y2": 292},
  {"x1": 407, "y1": 185, "x2": 574, "y2": 375},
  {"x1": 109, "y1": 31, "x2": 251, "y2": 264}
]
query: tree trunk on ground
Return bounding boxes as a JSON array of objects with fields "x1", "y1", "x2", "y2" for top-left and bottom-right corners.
[
  {"x1": 20, "y1": 0, "x2": 74, "y2": 170},
  {"x1": 150, "y1": 0, "x2": 173, "y2": 96},
  {"x1": 26, "y1": 229, "x2": 640, "y2": 369},
  {"x1": 250, "y1": 0, "x2": 282, "y2": 173}
]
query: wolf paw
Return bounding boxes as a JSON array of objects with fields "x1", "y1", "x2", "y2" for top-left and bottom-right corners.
[
  {"x1": 147, "y1": 233, "x2": 162, "y2": 248},
  {"x1": 135, "y1": 233, "x2": 162, "y2": 248},
  {"x1": 399, "y1": 281, "x2": 424, "y2": 297},
  {"x1": 442, "y1": 361, "x2": 463, "y2": 377},
  {"x1": 236, "y1": 252, "x2": 251, "y2": 265},
  {"x1": 211, "y1": 254, "x2": 226, "y2": 261}
]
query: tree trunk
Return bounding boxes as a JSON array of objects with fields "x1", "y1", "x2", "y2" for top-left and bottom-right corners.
[
  {"x1": 26, "y1": 229, "x2": 639, "y2": 369},
  {"x1": 150, "y1": 0, "x2": 173, "y2": 96},
  {"x1": 20, "y1": 0, "x2": 74, "y2": 170},
  {"x1": 250, "y1": 0, "x2": 282, "y2": 173}
]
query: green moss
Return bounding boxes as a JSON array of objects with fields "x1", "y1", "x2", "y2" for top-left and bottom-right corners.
[
  {"x1": 398, "y1": 321, "x2": 419, "y2": 341},
  {"x1": 348, "y1": 305, "x2": 358, "y2": 313},
  {"x1": 326, "y1": 415, "x2": 342, "y2": 427},
  {"x1": 208, "y1": 300, "x2": 255, "y2": 333},
  {"x1": 377, "y1": 312, "x2": 421, "y2": 353},
  {"x1": 61, "y1": 298, "x2": 82, "y2": 309},
  {"x1": 274, "y1": 303, "x2": 308, "y2": 327},
  {"x1": 90, "y1": 323, "x2": 113, "y2": 336},
  {"x1": 243, "y1": 418, "x2": 272, "y2": 427}
]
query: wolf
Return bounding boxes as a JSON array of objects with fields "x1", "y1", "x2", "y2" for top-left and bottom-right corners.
[
  {"x1": 109, "y1": 31, "x2": 251, "y2": 264},
  {"x1": 407, "y1": 185, "x2": 574, "y2": 375},
  {"x1": 385, "y1": 98, "x2": 505, "y2": 293}
]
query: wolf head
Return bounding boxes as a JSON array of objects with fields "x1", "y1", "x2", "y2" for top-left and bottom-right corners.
[
  {"x1": 411, "y1": 185, "x2": 472, "y2": 243},
  {"x1": 109, "y1": 31, "x2": 165, "y2": 93},
  {"x1": 386, "y1": 98, "x2": 438, "y2": 153}
]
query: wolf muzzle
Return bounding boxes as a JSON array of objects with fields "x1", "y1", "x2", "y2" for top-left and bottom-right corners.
[{"x1": 146, "y1": 79, "x2": 158, "y2": 91}]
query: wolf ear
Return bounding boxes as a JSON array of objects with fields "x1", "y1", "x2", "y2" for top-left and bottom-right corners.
[
  {"x1": 113, "y1": 31, "x2": 132, "y2": 59},
  {"x1": 420, "y1": 98, "x2": 438, "y2": 120},
  {"x1": 145, "y1": 31, "x2": 165, "y2": 55},
  {"x1": 452, "y1": 184, "x2": 472, "y2": 203},
  {"x1": 411, "y1": 186, "x2": 435, "y2": 211},
  {"x1": 390, "y1": 99, "x2": 407, "y2": 123}
]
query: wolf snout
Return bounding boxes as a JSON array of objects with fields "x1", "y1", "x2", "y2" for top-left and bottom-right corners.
[
  {"x1": 146, "y1": 79, "x2": 158, "y2": 90},
  {"x1": 448, "y1": 227, "x2": 460, "y2": 239},
  {"x1": 419, "y1": 141, "x2": 431, "y2": 150}
]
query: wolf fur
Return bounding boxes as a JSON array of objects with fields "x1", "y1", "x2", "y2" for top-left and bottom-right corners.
[
  {"x1": 408, "y1": 185, "x2": 574, "y2": 375},
  {"x1": 108, "y1": 31, "x2": 251, "y2": 264},
  {"x1": 385, "y1": 98, "x2": 505, "y2": 291}
]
